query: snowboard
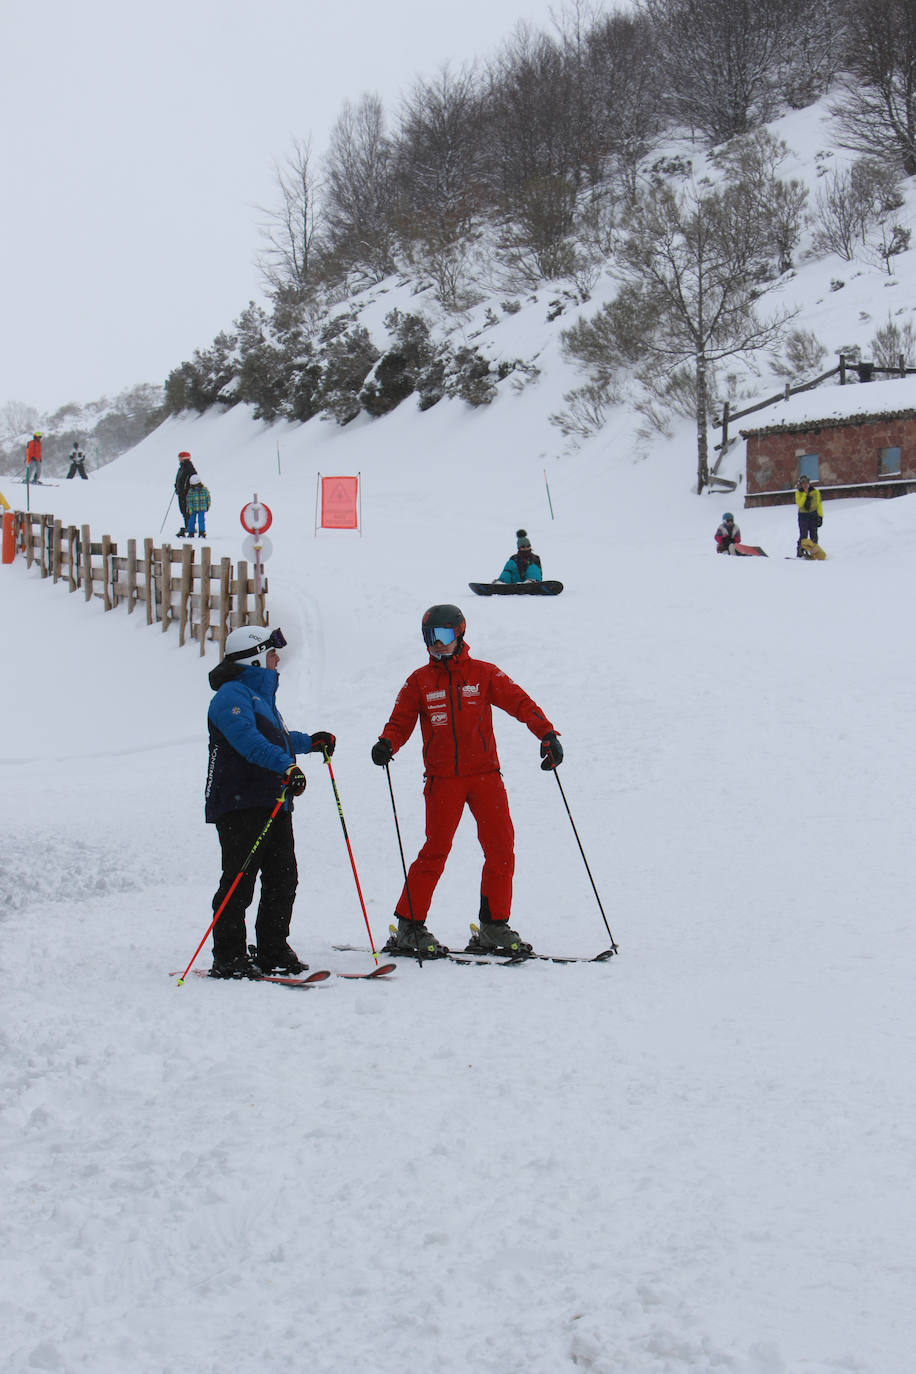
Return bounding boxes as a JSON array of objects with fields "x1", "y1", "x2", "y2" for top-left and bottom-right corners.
[
  {"x1": 469, "y1": 580, "x2": 564, "y2": 596},
  {"x1": 734, "y1": 543, "x2": 767, "y2": 557},
  {"x1": 800, "y1": 538, "x2": 827, "y2": 560}
]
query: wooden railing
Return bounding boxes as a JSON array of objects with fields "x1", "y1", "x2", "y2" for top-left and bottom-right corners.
[{"x1": 11, "y1": 511, "x2": 268, "y2": 656}]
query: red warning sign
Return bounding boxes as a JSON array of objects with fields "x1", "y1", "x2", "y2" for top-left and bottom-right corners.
[{"x1": 319, "y1": 476, "x2": 359, "y2": 530}]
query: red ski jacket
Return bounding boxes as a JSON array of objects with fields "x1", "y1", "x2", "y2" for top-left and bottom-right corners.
[
  {"x1": 380, "y1": 641, "x2": 555, "y2": 778},
  {"x1": 26, "y1": 438, "x2": 42, "y2": 463}
]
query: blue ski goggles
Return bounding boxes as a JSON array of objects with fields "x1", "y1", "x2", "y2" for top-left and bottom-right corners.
[{"x1": 423, "y1": 625, "x2": 457, "y2": 648}]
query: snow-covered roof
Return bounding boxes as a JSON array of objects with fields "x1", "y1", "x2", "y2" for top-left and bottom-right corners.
[{"x1": 740, "y1": 376, "x2": 916, "y2": 436}]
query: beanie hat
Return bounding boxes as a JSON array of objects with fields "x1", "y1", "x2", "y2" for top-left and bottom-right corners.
[
  {"x1": 516, "y1": 527, "x2": 531, "y2": 550},
  {"x1": 189, "y1": 474, "x2": 201, "y2": 485},
  {"x1": 178, "y1": 450, "x2": 191, "y2": 459}
]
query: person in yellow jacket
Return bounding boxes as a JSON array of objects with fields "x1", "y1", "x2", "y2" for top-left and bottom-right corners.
[{"x1": 795, "y1": 475, "x2": 823, "y2": 556}]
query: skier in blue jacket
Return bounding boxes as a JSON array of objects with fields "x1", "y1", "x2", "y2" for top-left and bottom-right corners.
[{"x1": 205, "y1": 625, "x2": 336, "y2": 978}]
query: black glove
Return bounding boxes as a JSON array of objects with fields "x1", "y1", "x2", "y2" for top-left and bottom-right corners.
[
  {"x1": 309, "y1": 731, "x2": 336, "y2": 758},
  {"x1": 539, "y1": 732, "x2": 563, "y2": 771},
  {"x1": 371, "y1": 738, "x2": 393, "y2": 767},
  {"x1": 283, "y1": 764, "x2": 307, "y2": 796}
]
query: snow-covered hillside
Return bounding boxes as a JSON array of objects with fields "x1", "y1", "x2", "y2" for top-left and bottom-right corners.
[{"x1": 2, "y1": 97, "x2": 916, "y2": 1374}]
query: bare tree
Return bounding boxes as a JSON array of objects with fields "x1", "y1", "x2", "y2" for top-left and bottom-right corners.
[
  {"x1": 0, "y1": 400, "x2": 40, "y2": 446},
  {"x1": 323, "y1": 93, "x2": 397, "y2": 282},
  {"x1": 832, "y1": 0, "x2": 916, "y2": 177},
  {"x1": 580, "y1": 9, "x2": 665, "y2": 200},
  {"x1": 392, "y1": 64, "x2": 486, "y2": 241},
  {"x1": 709, "y1": 129, "x2": 809, "y2": 271},
  {"x1": 257, "y1": 138, "x2": 321, "y2": 295},
  {"x1": 566, "y1": 178, "x2": 795, "y2": 490},
  {"x1": 811, "y1": 157, "x2": 904, "y2": 261},
  {"x1": 638, "y1": 0, "x2": 797, "y2": 143}
]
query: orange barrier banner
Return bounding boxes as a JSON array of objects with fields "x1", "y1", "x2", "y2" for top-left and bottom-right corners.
[
  {"x1": 2, "y1": 511, "x2": 15, "y2": 564},
  {"x1": 320, "y1": 476, "x2": 359, "y2": 530}
]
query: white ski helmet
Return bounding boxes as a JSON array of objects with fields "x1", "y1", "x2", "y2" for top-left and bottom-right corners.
[{"x1": 224, "y1": 625, "x2": 286, "y2": 668}]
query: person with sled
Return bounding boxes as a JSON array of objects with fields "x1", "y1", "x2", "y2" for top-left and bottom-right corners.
[
  {"x1": 795, "y1": 475, "x2": 823, "y2": 557},
  {"x1": 185, "y1": 473, "x2": 211, "y2": 537},
  {"x1": 715, "y1": 512, "x2": 742, "y2": 554},
  {"x1": 497, "y1": 529, "x2": 543, "y2": 584},
  {"x1": 369, "y1": 603, "x2": 563, "y2": 959},
  {"x1": 174, "y1": 450, "x2": 197, "y2": 536},
  {"x1": 25, "y1": 431, "x2": 42, "y2": 484},
  {"x1": 66, "y1": 443, "x2": 89, "y2": 479},
  {"x1": 205, "y1": 625, "x2": 337, "y2": 978}
]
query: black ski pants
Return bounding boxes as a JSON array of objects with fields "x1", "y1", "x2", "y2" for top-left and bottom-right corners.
[
  {"x1": 211, "y1": 807, "x2": 298, "y2": 962},
  {"x1": 797, "y1": 510, "x2": 819, "y2": 552}
]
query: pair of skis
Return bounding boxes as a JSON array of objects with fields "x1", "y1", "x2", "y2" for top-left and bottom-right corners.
[
  {"x1": 333, "y1": 924, "x2": 616, "y2": 967},
  {"x1": 172, "y1": 963, "x2": 396, "y2": 989}
]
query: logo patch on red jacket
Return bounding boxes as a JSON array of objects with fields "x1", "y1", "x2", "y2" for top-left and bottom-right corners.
[
  {"x1": 461, "y1": 684, "x2": 480, "y2": 698},
  {"x1": 430, "y1": 711, "x2": 448, "y2": 725}
]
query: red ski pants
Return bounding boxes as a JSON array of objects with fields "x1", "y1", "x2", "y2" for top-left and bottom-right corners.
[{"x1": 395, "y1": 771, "x2": 515, "y2": 922}]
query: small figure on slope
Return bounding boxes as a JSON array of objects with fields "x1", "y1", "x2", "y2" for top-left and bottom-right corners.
[
  {"x1": 185, "y1": 474, "x2": 211, "y2": 538},
  {"x1": 370, "y1": 603, "x2": 563, "y2": 959},
  {"x1": 497, "y1": 528, "x2": 543, "y2": 584},
  {"x1": 25, "y1": 431, "x2": 42, "y2": 484},
  {"x1": 174, "y1": 450, "x2": 197, "y2": 537},
  {"x1": 205, "y1": 625, "x2": 337, "y2": 978},
  {"x1": 715, "y1": 512, "x2": 742, "y2": 554},
  {"x1": 66, "y1": 443, "x2": 89, "y2": 480},
  {"x1": 795, "y1": 476, "x2": 823, "y2": 557}
]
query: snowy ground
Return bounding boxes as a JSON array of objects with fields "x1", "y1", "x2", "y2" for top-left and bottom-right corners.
[
  {"x1": 4, "y1": 94, "x2": 916, "y2": 1374},
  {"x1": 3, "y1": 390, "x2": 916, "y2": 1374}
]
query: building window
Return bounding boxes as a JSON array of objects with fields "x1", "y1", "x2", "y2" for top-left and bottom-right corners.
[
  {"x1": 879, "y1": 446, "x2": 901, "y2": 476},
  {"x1": 798, "y1": 453, "x2": 819, "y2": 481}
]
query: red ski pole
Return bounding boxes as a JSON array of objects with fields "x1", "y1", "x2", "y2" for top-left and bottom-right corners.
[
  {"x1": 176, "y1": 790, "x2": 287, "y2": 985},
  {"x1": 322, "y1": 752, "x2": 379, "y2": 962}
]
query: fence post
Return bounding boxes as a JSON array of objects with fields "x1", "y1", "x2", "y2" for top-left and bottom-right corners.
[
  {"x1": 127, "y1": 538, "x2": 137, "y2": 612},
  {"x1": 40, "y1": 515, "x2": 50, "y2": 578},
  {"x1": 217, "y1": 557, "x2": 231, "y2": 658},
  {"x1": 179, "y1": 543, "x2": 193, "y2": 647},
  {"x1": 235, "y1": 558, "x2": 249, "y2": 634},
  {"x1": 199, "y1": 545, "x2": 212, "y2": 650},
  {"x1": 144, "y1": 538, "x2": 154, "y2": 623},
  {"x1": 159, "y1": 543, "x2": 172, "y2": 631},
  {"x1": 101, "y1": 534, "x2": 113, "y2": 611},
  {"x1": 67, "y1": 526, "x2": 77, "y2": 592},
  {"x1": 52, "y1": 520, "x2": 62, "y2": 583},
  {"x1": 82, "y1": 524, "x2": 92, "y2": 599}
]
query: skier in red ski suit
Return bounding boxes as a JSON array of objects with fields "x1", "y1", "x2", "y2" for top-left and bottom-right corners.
[{"x1": 370, "y1": 603, "x2": 563, "y2": 958}]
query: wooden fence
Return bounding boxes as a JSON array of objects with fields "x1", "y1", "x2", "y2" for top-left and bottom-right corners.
[{"x1": 11, "y1": 511, "x2": 268, "y2": 656}]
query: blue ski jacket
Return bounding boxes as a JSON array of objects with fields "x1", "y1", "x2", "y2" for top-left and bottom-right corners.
[
  {"x1": 205, "y1": 661, "x2": 312, "y2": 822},
  {"x1": 497, "y1": 551, "x2": 543, "y2": 583}
]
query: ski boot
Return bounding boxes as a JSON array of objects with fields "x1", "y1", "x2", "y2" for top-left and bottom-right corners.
[
  {"x1": 467, "y1": 919, "x2": 532, "y2": 957},
  {"x1": 386, "y1": 917, "x2": 449, "y2": 959},
  {"x1": 249, "y1": 943, "x2": 309, "y2": 975},
  {"x1": 210, "y1": 952, "x2": 260, "y2": 979}
]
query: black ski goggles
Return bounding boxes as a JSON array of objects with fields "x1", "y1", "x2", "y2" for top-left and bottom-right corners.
[{"x1": 230, "y1": 627, "x2": 287, "y2": 661}]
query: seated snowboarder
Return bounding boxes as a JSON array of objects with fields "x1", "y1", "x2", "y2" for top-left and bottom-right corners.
[
  {"x1": 714, "y1": 512, "x2": 742, "y2": 555},
  {"x1": 497, "y1": 529, "x2": 543, "y2": 584}
]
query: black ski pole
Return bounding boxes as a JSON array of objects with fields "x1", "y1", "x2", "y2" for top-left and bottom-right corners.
[
  {"x1": 384, "y1": 762, "x2": 415, "y2": 918},
  {"x1": 383, "y1": 762, "x2": 423, "y2": 962},
  {"x1": 160, "y1": 491, "x2": 176, "y2": 534},
  {"x1": 550, "y1": 768, "x2": 618, "y2": 954}
]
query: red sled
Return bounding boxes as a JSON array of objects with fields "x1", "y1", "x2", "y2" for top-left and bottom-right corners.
[{"x1": 733, "y1": 543, "x2": 767, "y2": 557}]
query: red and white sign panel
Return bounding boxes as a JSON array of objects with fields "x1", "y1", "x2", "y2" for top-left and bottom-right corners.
[
  {"x1": 240, "y1": 500, "x2": 273, "y2": 534},
  {"x1": 320, "y1": 476, "x2": 359, "y2": 530}
]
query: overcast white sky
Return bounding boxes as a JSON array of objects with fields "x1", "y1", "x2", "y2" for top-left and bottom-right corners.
[{"x1": 1, "y1": 0, "x2": 572, "y2": 418}]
